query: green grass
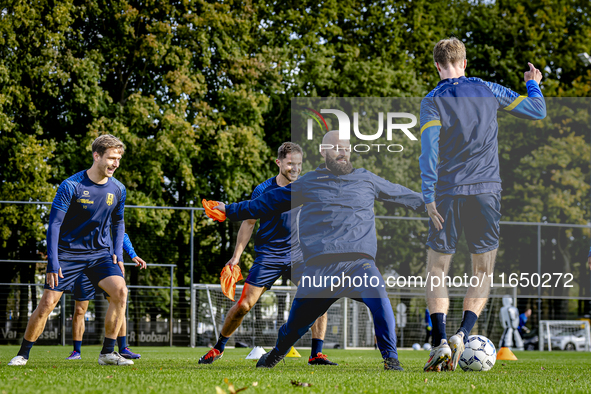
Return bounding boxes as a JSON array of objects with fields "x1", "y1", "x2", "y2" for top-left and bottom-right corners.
[{"x1": 1, "y1": 346, "x2": 590, "y2": 393}]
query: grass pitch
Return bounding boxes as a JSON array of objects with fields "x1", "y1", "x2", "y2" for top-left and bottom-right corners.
[{"x1": 1, "y1": 346, "x2": 590, "y2": 393}]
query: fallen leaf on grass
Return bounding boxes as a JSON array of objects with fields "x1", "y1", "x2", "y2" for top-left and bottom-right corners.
[
  {"x1": 106, "y1": 375, "x2": 113, "y2": 379},
  {"x1": 216, "y1": 378, "x2": 248, "y2": 394},
  {"x1": 291, "y1": 381, "x2": 313, "y2": 387},
  {"x1": 541, "y1": 367, "x2": 546, "y2": 370},
  {"x1": 502, "y1": 363, "x2": 506, "y2": 366}
]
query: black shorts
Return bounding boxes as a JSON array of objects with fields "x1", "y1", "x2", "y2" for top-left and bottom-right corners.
[
  {"x1": 44, "y1": 254, "x2": 123, "y2": 293},
  {"x1": 426, "y1": 192, "x2": 501, "y2": 254}
]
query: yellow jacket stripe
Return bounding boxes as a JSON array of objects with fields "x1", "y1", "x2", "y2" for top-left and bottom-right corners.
[
  {"x1": 420, "y1": 120, "x2": 442, "y2": 135},
  {"x1": 503, "y1": 95, "x2": 527, "y2": 111}
]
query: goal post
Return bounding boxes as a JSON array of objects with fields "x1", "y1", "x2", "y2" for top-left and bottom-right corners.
[{"x1": 539, "y1": 320, "x2": 591, "y2": 352}]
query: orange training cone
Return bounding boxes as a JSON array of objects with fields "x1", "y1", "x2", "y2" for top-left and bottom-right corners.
[{"x1": 496, "y1": 347, "x2": 518, "y2": 360}]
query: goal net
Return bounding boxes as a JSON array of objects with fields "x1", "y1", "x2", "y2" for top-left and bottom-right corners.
[{"x1": 539, "y1": 320, "x2": 591, "y2": 351}]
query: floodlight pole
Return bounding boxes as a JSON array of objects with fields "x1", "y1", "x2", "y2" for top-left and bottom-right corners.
[
  {"x1": 190, "y1": 209, "x2": 195, "y2": 348},
  {"x1": 578, "y1": 53, "x2": 591, "y2": 318}
]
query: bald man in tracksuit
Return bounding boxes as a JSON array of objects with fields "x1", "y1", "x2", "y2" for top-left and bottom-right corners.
[{"x1": 213, "y1": 131, "x2": 425, "y2": 371}]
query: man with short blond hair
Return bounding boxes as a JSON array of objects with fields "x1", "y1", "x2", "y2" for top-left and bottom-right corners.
[
  {"x1": 420, "y1": 37, "x2": 546, "y2": 372},
  {"x1": 432, "y1": 38, "x2": 466, "y2": 68},
  {"x1": 9, "y1": 134, "x2": 132, "y2": 366}
]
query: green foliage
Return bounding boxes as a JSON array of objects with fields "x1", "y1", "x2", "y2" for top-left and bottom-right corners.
[{"x1": 1, "y1": 0, "x2": 590, "y2": 312}]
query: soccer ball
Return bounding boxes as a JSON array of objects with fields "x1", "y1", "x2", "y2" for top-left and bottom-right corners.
[
  {"x1": 423, "y1": 343, "x2": 432, "y2": 351},
  {"x1": 412, "y1": 343, "x2": 422, "y2": 351},
  {"x1": 459, "y1": 335, "x2": 496, "y2": 372}
]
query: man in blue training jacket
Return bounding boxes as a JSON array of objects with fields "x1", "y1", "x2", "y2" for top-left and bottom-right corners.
[
  {"x1": 212, "y1": 130, "x2": 425, "y2": 371},
  {"x1": 419, "y1": 38, "x2": 546, "y2": 372},
  {"x1": 8, "y1": 134, "x2": 132, "y2": 367},
  {"x1": 65, "y1": 233, "x2": 146, "y2": 361}
]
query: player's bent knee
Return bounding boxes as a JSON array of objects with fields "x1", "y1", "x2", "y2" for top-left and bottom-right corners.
[
  {"x1": 109, "y1": 285, "x2": 128, "y2": 304},
  {"x1": 236, "y1": 300, "x2": 254, "y2": 316},
  {"x1": 74, "y1": 305, "x2": 87, "y2": 316},
  {"x1": 37, "y1": 298, "x2": 60, "y2": 316}
]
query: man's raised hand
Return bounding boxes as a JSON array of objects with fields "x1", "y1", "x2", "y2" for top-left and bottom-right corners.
[{"x1": 524, "y1": 62, "x2": 542, "y2": 84}]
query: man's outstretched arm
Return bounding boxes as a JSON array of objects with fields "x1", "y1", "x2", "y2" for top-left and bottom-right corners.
[
  {"x1": 372, "y1": 174, "x2": 425, "y2": 212},
  {"x1": 215, "y1": 183, "x2": 299, "y2": 221}
]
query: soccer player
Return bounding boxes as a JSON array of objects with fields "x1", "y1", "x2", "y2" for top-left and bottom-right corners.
[
  {"x1": 419, "y1": 38, "x2": 546, "y2": 371},
  {"x1": 211, "y1": 131, "x2": 424, "y2": 371},
  {"x1": 8, "y1": 134, "x2": 132, "y2": 366},
  {"x1": 66, "y1": 233, "x2": 146, "y2": 360},
  {"x1": 518, "y1": 308, "x2": 532, "y2": 337},
  {"x1": 199, "y1": 142, "x2": 336, "y2": 366}
]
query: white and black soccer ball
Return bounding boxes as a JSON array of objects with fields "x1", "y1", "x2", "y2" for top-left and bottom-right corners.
[
  {"x1": 412, "y1": 343, "x2": 422, "y2": 351},
  {"x1": 459, "y1": 335, "x2": 496, "y2": 372}
]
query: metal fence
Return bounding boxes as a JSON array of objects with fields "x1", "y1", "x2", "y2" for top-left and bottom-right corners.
[
  {"x1": 193, "y1": 283, "x2": 517, "y2": 350},
  {"x1": 1, "y1": 200, "x2": 591, "y2": 349},
  {"x1": 0, "y1": 281, "x2": 516, "y2": 349}
]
